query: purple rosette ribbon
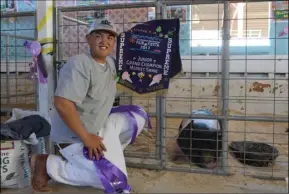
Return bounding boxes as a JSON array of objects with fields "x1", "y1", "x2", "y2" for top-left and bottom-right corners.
[
  {"x1": 23, "y1": 40, "x2": 47, "y2": 84},
  {"x1": 110, "y1": 105, "x2": 152, "y2": 144},
  {"x1": 83, "y1": 147, "x2": 131, "y2": 193}
]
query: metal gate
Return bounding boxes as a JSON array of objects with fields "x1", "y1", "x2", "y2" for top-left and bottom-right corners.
[
  {"x1": 1, "y1": 11, "x2": 38, "y2": 113},
  {"x1": 54, "y1": 0, "x2": 288, "y2": 180}
]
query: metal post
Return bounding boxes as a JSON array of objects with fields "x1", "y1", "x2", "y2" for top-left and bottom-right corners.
[
  {"x1": 0, "y1": 33, "x2": 35, "y2": 40},
  {"x1": 160, "y1": 1, "x2": 168, "y2": 170},
  {"x1": 155, "y1": 0, "x2": 162, "y2": 163},
  {"x1": 62, "y1": 15, "x2": 90, "y2": 26},
  {"x1": 155, "y1": 0, "x2": 166, "y2": 169},
  {"x1": 5, "y1": 36, "x2": 10, "y2": 105},
  {"x1": 34, "y1": 11, "x2": 39, "y2": 112},
  {"x1": 36, "y1": 0, "x2": 55, "y2": 154},
  {"x1": 220, "y1": 1, "x2": 230, "y2": 175},
  {"x1": 54, "y1": 7, "x2": 63, "y2": 89},
  {"x1": 37, "y1": 0, "x2": 55, "y2": 115},
  {"x1": 57, "y1": 2, "x2": 156, "y2": 12}
]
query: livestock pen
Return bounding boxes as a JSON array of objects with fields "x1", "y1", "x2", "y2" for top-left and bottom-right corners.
[
  {"x1": 1, "y1": 11, "x2": 38, "y2": 112},
  {"x1": 1, "y1": 0, "x2": 288, "y2": 193}
]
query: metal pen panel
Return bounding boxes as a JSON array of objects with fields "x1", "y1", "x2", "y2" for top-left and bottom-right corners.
[
  {"x1": 54, "y1": 2, "x2": 162, "y2": 169},
  {"x1": 1, "y1": 11, "x2": 38, "y2": 113},
  {"x1": 161, "y1": 0, "x2": 288, "y2": 179},
  {"x1": 52, "y1": 0, "x2": 288, "y2": 179},
  {"x1": 220, "y1": 0, "x2": 230, "y2": 175}
]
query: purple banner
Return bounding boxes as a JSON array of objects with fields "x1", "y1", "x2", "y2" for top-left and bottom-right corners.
[
  {"x1": 110, "y1": 105, "x2": 152, "y2": 144},
  {"x1": 116, "y1": 19, "x2": 182, "y2": 94},
  {"x1": 83, "y1": 147, "x2": 130, "y2": 193}
]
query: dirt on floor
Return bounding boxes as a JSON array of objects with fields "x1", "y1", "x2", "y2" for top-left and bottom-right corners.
[
  {"x1": 126, "y1": 117, "x2": 288, "y2": 177},
  {"x1": 1, "y1": 169, "x2": 287, "y2": 193},
  {"x1": 1, "y1": 112, "x2": 288, "y2": 193}
]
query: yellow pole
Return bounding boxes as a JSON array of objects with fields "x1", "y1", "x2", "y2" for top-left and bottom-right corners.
[
  {"x1": 36, "y1": 0, "x2": 55, "y2": 154},
  {"x1": 36, "y1": 0, "x2": 54, "y2": 116}
]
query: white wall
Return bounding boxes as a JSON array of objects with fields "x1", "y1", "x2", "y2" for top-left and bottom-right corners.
[
  {"x1": 1, "y1": 60, "x2": 30, "y2": 73},
  {"x1": 131, "y1": 55, "x2": 288, "y2": 116},
  {"x1": 181, "y1": 55, "x2": 288, "y2": 74},
  {"x1": 2, "y1": 55, "x2": 288, "y2": 116}
]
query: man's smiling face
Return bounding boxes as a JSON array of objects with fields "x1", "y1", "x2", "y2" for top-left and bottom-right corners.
[{"x1": 87, "y1": 30, "x2": 116, "y2": 62}]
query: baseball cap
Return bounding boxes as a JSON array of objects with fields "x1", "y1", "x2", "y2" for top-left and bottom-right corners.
[{"x1": 88, "y1": 18, "x2": 118, "y2": 37}]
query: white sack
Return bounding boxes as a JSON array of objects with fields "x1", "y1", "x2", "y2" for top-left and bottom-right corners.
[
  {"x1": 0, "y1": 140, "x2": 31, "y2": 189},
  {"x1": 48, "y1": 109, "x2": 147, "y2": 191}
]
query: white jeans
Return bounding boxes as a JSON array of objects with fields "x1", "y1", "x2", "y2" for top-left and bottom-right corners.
[{"x1": 46, "y1": 111, "x2": 146, "y2": 190}]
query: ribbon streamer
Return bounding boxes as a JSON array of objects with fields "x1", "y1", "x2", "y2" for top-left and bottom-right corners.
[
  {"x1": 83, "y1": 147, "x2": 131, "y2": 193},
  {"x1": 83, "y1": 105, "x2": 152, "y2": 193},
  {"x1": 110, "y1": 105, "x2": 152, "y2": 144},
  {"x1": 24, "y1": 40, "x2": 47, "y2": 84}
]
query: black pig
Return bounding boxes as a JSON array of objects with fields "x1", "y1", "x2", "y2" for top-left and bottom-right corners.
[{"x1": 176, "y1": 119, "x2": 223, "y2": 169}]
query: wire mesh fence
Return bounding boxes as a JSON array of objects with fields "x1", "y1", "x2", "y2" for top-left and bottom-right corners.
[
  {"x1": 54, "y1": 0, "x2": 288, "y2": 179},
  {"x1": 0, "y1": 11, "x2": 38, "y2": 113},
  {"x1": 159, "y1": 0, "x2": 288, "y2": 179}
]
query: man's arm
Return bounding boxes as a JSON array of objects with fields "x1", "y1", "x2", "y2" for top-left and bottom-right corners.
[
  {"x1": 54, "y1": 95, "x2": 106, "y2": 159},
  {"x1": 54, "y1": 57, "x2": 91, "y2": 141},
  {"x1": 54, "y1": 58, "x2": 106, "y2": 159},
  {"x1": 54, "y1": 96, "x2": 89, "y2": 142}
]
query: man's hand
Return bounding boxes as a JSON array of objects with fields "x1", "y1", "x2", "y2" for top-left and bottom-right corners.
[
  {"x1": 54, "y1": 97, "x2": 107, "y2": 160},
  {"x1": 82, "y1": 133, "x2": 107, "y2": 160}
]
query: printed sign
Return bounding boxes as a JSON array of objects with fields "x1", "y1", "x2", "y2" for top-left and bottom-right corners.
[
  {"x1": 1, "y1": 1, "x2": 6, "y2": 12},
  {"x1": 56, "y1": 0, "x2": 75, "y2": 7},
  {"x1": 77, "y1": 14, "x2": 95, "y2": 24},
  {"x1": 1, "y1": 0, "x2": 16, "y2": 12},
  {"x1": 1, "y1": 141, "x2": 30, "y2": 189},
  {"x1": 0, "y1": 141, "x2": 14, "y2": 151},
  {"x1": 116, "y1": 19, "x2": 182, "y2": 94},
  {"x1": 16, "y1": 0, "x2": 37, "y2": 12},
  {"x1": 274, "y1": 10, "x2": 288, "y2": 20},
  {"x1": 148, "y1": 7, "x2": 156, "y2": 21},
  {"x1": 77, "y1": 10, "x2": 109, "y2": 24},
  {"x1": 272, "y1": 1, "x2": 288, "y2": 21},
  {"x1": 76, "y1": 0, "x2": 109, "y2": 6},
  {"x1": 167, "y1": 6, "x2": 187, "y2": 24}
]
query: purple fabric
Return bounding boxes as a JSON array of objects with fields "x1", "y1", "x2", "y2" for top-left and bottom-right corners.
[
  {"x1": 37, "y1": 62, "x2": 48, "y2": 84},
  {"x1": 110, "y1": 105, "x2": 152, "y2": 144},
  {"x1": 83, "y1": 105, "x2": 151, "y2": 192},
  {"x1": 33, "y1": 58, "x2": 47, "y2": 84},
  {"x1": 24, "y1": 40, "x2": 47, "y2": 84},
  {"x1": 83, "y1": 147, "x2": 131, "y2": 193},
  {"x1": 23, "y1": 40, "x2": 31, "y2": 48}
]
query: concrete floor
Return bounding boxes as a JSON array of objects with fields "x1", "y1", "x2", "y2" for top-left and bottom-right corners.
[
  {"x1": 1, "y1": 181, "x2": 103, "y2": 193},
  {"x1": 1, "y1": 182, "x2": 288, "y2": 194},
  {"x1": 1, "y1": 170, "x2": 288, "y2": 194}
]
